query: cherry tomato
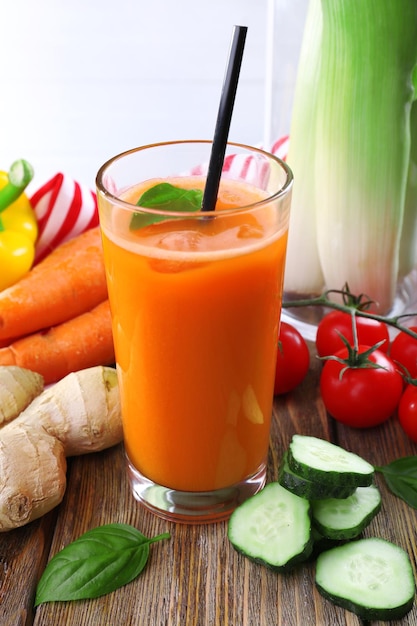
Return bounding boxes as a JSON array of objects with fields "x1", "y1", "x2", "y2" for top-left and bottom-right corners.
[
  {"x1": 320, "y1": 345, "x2": 403, "y2": 428},
  {"x1": 316, "y1": 310, "x2": 390, "y2": 357},
  {"x1": 274, "y1": 321, "x2": 310, "y2": 395},
  {"x1": 390, "y1": 326, "x2": 417, "y2": 378},
  {"x1": 398, "y1": 384, "x2": 417, "y2": 443}
]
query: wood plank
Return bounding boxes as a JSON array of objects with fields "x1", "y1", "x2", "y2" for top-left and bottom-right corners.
[
  {"x1": 32, "y1": 352, "x2": 417, "y2": 625},
  {"x1": 0, "y1": 510, "x2": 58, "y2": 626},
  {"x1": 0, "y1": 345, "x2": 415, "y2": 625}
]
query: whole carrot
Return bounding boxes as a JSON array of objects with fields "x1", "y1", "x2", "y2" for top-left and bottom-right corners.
[
  {"x1": 0, "y1": 227, "x2": 107, "y2": 342},
  {"x1": 0, "y1": 300, "x2": 115, "y2": 384}
]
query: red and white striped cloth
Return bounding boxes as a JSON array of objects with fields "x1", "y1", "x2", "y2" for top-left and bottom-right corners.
[
  {"x1": 269, "y1": 135, "x2": 289, "y2": 160},
  {"x1": 30, "y1": 173, "x2": 99, "y2": 263},
  {"x1": 29, "y1": 137, "x2": 290, "y2": 263},
  {"x1": 190, "y1": 136, "x2": 290, "y2": 187}
]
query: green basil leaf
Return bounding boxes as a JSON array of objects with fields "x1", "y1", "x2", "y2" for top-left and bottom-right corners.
[
  {"x1": 130, "y1": 183, "x2": 203, "y2": 229},
  {"x1": 34, "y1": 523, "x2": 170, "y2": 605},
  {"x1": 375, "y1": 456, "x2": 417, "y2": 509}
]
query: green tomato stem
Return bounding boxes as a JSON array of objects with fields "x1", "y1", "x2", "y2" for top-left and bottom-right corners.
[
  {"x1": 0, "y1": 159, "x2": 34, "y2": 214},
  {"x1": 283, "y1": 290, "x2": 417, "y2": 341},
  {"x1": 350, "y1": 309, "x2": 359, "y2": 351}
]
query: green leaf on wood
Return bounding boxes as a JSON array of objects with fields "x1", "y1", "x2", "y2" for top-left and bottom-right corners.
[
  {"x1": 34, "y1": 523, "x2": 170, "y2": 605},
  {"x1": 375, "y1": 456, "x2": 417, "y2": 509}
]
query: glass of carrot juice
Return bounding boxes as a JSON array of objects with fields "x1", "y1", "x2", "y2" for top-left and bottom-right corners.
[{"x1": 96, "y1": 141, "x2": 293, "y2": 523}]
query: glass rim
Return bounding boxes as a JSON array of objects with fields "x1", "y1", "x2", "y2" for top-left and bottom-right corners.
[{"x1": 95, "y1": 139, "x2": 293, "y2": 218}]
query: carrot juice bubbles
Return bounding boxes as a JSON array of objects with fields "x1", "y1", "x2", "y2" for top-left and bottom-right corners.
[{"x1": 96, "y1": 142, "x2": 293, "y2": 523}]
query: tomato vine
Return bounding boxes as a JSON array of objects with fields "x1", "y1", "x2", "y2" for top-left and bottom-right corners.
[{"x1": 283, "y1": 283, "x2": 417, "y2": 342}]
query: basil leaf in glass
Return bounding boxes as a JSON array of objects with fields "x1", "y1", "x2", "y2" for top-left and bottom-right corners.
[
  {"x1": 34, "y1": 523, "x2": 170, "y2": 605},
  {"x1": 130, "y1": 182, "x2": 203, "y2": 229}
]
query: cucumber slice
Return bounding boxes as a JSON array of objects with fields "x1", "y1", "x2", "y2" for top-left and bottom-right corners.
[
  {"x1": 288, "y1": 435, "x2": 374, "y2": 488},
  {"x1": 310, "y1": 527, "x2": 345, "y2": 559},
  {"x1": 227, "y1": 482, "x2": 313, "y2": 571},
  {"x1": 311, "y1": 484, "x2": 382, "y2": 540},
  {"x1": 315, "y1": 538, "x2": 415, "y2": 621},
  {"x1": 278, "y1": 452, "x2": 357, "y2": 500}
]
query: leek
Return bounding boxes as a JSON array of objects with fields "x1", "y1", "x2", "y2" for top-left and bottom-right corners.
[
  {"x1": 283, "y1": 0, "x2": 323, "y2": 295},
  {"x1": 284, "y1": 0, "x2": 417, "y2": 314},
  {"x1": 400, "y1": 99, "x2": 417, "y2": 277}
]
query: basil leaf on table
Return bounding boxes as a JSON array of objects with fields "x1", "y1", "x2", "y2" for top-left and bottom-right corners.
[
  {"x1": 130, "y1": 182, "x2": 203, "y2": 229},
  {"x1": 375, "y1": 456, "x2": 417, "y2": 509},
  {"x1": 34, "y1": 523, "x2": 170, "y2": 605}
]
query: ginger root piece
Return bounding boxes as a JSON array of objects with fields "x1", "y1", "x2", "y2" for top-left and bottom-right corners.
[
  {"x1": 17, "y1": 365, "x2": 122, "y2": 456},
  {"x1": 0, "y1": 366, "x2": 122, "y2": 531},
  {"x1": 0, "y1": 365, "x2": 44, "y2": 426},
  {"x1": 0, "y1": 425, "x2": 66, "y2": 530}
]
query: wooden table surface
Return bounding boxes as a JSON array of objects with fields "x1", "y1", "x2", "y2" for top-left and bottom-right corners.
[{"x1": 1, "y1": 345, "x2": 417, "y2": 626}]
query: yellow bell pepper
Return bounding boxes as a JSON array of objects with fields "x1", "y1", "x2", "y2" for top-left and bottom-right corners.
[{"x1": 0, "y1": 160, "x2": 38, "y2": 291}]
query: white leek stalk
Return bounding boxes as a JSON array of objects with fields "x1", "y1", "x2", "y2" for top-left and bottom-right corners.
[
  {"x1": 284, "y1": 0, "x2": 323, "y2": 295},
  {"x1": 285, "y1": 0, "x2": 417, "y2": 314}
]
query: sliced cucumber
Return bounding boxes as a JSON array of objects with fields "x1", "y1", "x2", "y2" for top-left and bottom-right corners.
[
  {"x1": 278, "y1": 452, "x2": 357, "y2": 500},
  {"x1": 315, "y1": 538, "x2": 415, "y2": 621},
  {"x1": 310, "y1": 527, "x2": 345, "y2": 559},
  {"x1": 311, "y1": 484, "x2": 382, "y2": 540},
  {"x1": 227, "y1": 482, "x2": 312, "y2": 571},
  {"x1": 288, "y1": 435, "x2": 374, "y2": 488}
]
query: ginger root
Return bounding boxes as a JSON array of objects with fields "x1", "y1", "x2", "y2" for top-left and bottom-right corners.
[
  {"x1": 0, "y1": 426, "x2": 66, "y2": 530},
  {"x1": 0, "y1": 365, "x2": 123, "y2": 531},
  {"x1": 17, "y1": 365, "x2": 122, "y2": 456},
  {"x1": 0, "y1": 365, "x2": 44, "y2": 426}
]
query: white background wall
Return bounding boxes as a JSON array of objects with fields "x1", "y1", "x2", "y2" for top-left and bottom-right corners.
[{"x1": 1, "y1": 0, "x2": 308, "y2": 192}]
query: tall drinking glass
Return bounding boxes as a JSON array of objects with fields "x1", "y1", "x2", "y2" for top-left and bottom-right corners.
[{"x1": 96, "y1": 141, "x2": 293, "y2": 523}]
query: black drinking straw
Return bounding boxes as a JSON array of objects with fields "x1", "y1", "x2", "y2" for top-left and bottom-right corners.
[{"x1": 201, "y1": 25, "x2": 248, "y2": 212}]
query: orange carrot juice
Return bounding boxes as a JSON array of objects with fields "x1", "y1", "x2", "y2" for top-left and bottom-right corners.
[{"x1": 100, "y1": 176, "x2": 288, "y2": 494}]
